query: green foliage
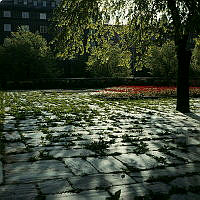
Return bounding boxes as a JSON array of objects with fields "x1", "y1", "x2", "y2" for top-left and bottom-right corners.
[
  {"x1": 144, "y1": 40, "x2": 178, "y2": 79},
  {"x1": 191, "y1": 36, "x2": 200, "y2": 76},
  {"x1": 87, "y1": 43, "x2": 132, "y2": 77},
  {"x1": 85, "y1": 137, "x2": 110, "y2": 154},
  {"x1": 144, "y1": 39, "x2": 200, "y2": 78},
  {"x1": 52, "y1": 0, "x2": 100, "y2": 59},
  {"x1": 52, "y1": 0, "x2": 200, "y2": 82},
  {"x1": 51, "y1": 0, "x2": 162, "y2": 71},
  {"x1": 0, "y1": 28, "x2": 58, "y2": 80}
]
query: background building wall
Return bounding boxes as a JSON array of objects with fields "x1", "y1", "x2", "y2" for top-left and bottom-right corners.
[{"x1": 0, "y1": 0, "x2": 59, "y2": 43}]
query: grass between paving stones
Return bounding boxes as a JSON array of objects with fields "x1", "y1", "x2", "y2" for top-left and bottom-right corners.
[
  {"x1": 0, "y1": 91, "x2": 199, "y2": 160},
  {"x1": 158, "y1": 145, "x2": 188, "y2": 163},
  {"x1": 122, "y1": 134, "x2": 149, "y2": 154},
  {"x1": 0, "y1": 91, "x2": 199, "y2": 200},
  {"x1": 0, "y1": 92, "x2": 199, "y2": 191},
  {"x1": 84, "y1": 136, "x2": 115, "y2": 155}
]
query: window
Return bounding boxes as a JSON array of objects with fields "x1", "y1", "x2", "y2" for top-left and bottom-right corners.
[
  {"x1": 51, "y1": 1, "x2": 55, "y2": 7},
  {"x1": 21, "y1": 25, "x2": 29, "y2": 31},
  {"x1": 40, "y1": 25, "x2": 47, "y2": 33},
  {"x1": 40, "y1": 13, "x2": 46, "y2": 20},
  {"x1": 4, "y1": 24, "x2": 11, "y2": 32},
  {"x1": 22, "y1": 12, "x2": 29, "y2": 19},
  {"x1": 42, "y1": 1, "x2": 46, "y2": 7},
  {"x1": 3, "y1": 11, "x2": 11, "y2": 18},
  {"x1": 23, "y1": 0, "x2": 27, "y2": 5},
  {"x1": 33, "y1": 1, "x2": 37, "y2": 6},
  {"x1": 14, "y1": 0, "x2": 18, "y2": 5}
]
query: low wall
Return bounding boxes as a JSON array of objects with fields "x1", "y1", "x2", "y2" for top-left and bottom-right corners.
[{"x1": 0, "y1": 77, "x2": 199, "y2": 90}]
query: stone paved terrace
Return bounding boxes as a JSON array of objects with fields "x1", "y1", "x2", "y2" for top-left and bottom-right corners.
[{"x1": 0, "y1": 90, "x2": 200, "y2": 200}]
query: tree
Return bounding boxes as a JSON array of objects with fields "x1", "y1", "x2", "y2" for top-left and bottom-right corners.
[
  {"x1": 87, "y1": 42, "x2": 132, "y2": 77},
  {"x1": 52, "y1": 0, "x2": 200, "y2": 113},
  {"x1": 144, "y1": 40, "x2": 178, "y2": 80},
  {"x1": 0, "y1": 28, "x2": 56, "y2": 80},
  {"x1": 144, "y1": 38, "x2": 200, "y2": 79}
]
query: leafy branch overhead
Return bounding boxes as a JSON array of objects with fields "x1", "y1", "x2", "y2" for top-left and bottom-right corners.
[
  {"x1": 51, "y1": 0, "x2": 169, "y2": 67},
  {"x1": 52, "y1": 0, "x2": 199, "y2": 69},
  {"x1": 51, "y1": 0, "x2": 200, "y2": 112}
]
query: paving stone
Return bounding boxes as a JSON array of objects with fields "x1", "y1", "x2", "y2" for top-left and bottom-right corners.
[
  {"x1": 4, "y1": 115, "x2": 15, "y2": 120},
  {"x1": 4, "y1": 131, "x2": 21, "y2": 142},
  {"x1": 38, "y1": 179, "x2": 73, "y2": 194},
  {"x1": 147, "y1": 140, "x2": 172, "y2": 151},
  {"x1": 146, "y1": 150, "x2": 184, "y2": 165},
  {"x1": 169, "y1": 149, "x2": 200, "y2": 162},
  {"x1": 63, "y1": 158, "x2": 98, "y2": 175},
  {"x1": 170, "y1": 193, "x2": 200, "y2": 200},
  {"x1": 69, "y1": 173, "x2": 134, "y2": 190},
  {"x1": 33, "y1": 146, "x2": 64, "y2": 152},
  {"x1": 18, "y1": 125, "x2": 38, "y2": 131},
  {"x1": 49, "y1": 126, "x2": 74, "y2": 132},
  {"x1": 104, "y1": 173, "x2": 136, "y2": 186},
  {"x1": 26, "y1": 138, "x2": 42, "y2": 146},
  {"x1": 5, "y1": 152, "x2": 35, "y2": 163},
  {"x1": 145, "y1": 182, "x2": 171, "y2": 194},
  {"x1": 5, "y1": 160, "x2": 73, "y2": 184},
  {"x1": 5, "y1": 142, "x2": 26, "y2": 154},
  {"x1": 3, "y1": 119, "x2": 16, "y2": 124},
  {"x1": 0, "y1": 161, "x2": 3, "y2": 184},
  {"x1": 170, "y1": 175, "x2": 200, "y2": 189},
  {"x1": 87, "y1": 157, "x2": 125, "y2": 173},
  {"x1": 69, "y1": 174, "x2": 111, "y2": 190},
  {"x1": 115, "y1": 153, "x2": 158, "y2": 170},
  {"x1": 18, "y1": 119, "x2": 38, "y2": 125},
  {"x1": 1, "y1": 92, "x2": 200, "y2": 199},
  {"x1": 106, "y1": 145, "x2": 138, "y2": 155},
  {"x1": 108, "y1": 183, "x2": 149, "y2": 199},
  {"x1": 22, "y1": 131, "x2": 44, "y2": 139},
  {"x1": 0, "y1": 183, "x2": 37, "y2": 200},
  {"x1": 129, "y1": 163, "x2": 200, "y2": 182},
  {"x1": 46, "y1": 190, "x2": 110, "y2": 200},
  {"x1": 3, "y1": 123, "x2": 16, "y2": 131},
  {"x1": 187, "y1": 146, "x2": 200, "y2": 154},
  {"x1": 186, "y1": 136, "x2": 200, "y2": 145},
  {"x1": 109, "y1": 181, "x2": 171, "y2": 199},
  {"x1": 49, "y1": 149, "x2": 95, "y2": 158}
]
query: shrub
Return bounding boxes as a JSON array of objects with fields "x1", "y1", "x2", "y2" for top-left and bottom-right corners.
[
  {"x1": 87, "y1": 43, "x2": 132, "y2": 78},
  {"x1": 144, "y1": 40, "x2": 178, "y2": 79},
  {"x1": 0, "y1": 28, "x2": 59, "y2": 81}
]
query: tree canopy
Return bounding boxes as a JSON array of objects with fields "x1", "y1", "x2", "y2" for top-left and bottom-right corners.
[
  {"x1": 52, "y1": 0, "x2": 200, "y2": 112},
  {"x1": 52, "y1": 0, "x2": 200, "y2": 56}
]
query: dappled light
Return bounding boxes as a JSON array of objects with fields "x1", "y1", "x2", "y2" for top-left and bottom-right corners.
[{"x1": 0, "y1": 91, "x2": 200, "y2": 199}]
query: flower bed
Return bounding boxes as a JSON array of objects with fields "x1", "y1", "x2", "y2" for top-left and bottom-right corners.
[{"x1": 94, "y1": 86, "x2": 200, "y2": 98}]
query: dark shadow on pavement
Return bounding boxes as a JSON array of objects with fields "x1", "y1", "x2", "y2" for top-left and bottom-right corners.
[{"x1": 184, "y1": 112, "x2": 200, "y2": 122}]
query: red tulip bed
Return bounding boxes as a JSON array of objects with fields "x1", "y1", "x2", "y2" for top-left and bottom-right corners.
[{"x1": 94, "y1": 86, "x2": 200, "y2": 99}]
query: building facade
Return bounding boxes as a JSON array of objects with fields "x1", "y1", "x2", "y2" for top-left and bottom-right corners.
[{"x1": 0, "y1": 0, "x2": 60, "y2": 43}]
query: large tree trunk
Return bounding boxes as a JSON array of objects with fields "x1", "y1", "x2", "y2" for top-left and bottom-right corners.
[
  {"x1": 176, "y1": 37, "x2": 192, "y2": 113},
  {"x1": 167, "y1": 0, "x2": 193, "y2": 113}
]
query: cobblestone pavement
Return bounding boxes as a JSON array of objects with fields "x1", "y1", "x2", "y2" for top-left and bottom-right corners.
[{"x1": 0, "y1": 91, "x2": 200, "y2": 200}]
